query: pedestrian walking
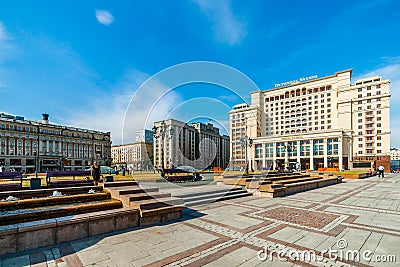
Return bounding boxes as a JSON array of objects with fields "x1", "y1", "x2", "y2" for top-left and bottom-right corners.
[{"x1": 377, "y1": 164, "x2": 384, "y2": 178}]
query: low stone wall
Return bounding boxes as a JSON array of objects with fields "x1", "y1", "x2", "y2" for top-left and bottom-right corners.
[
  {"x1": 0, "y1": 208, "x2": 139, "y2": 256},
  {"x1": 339, "y1": 173, "x2": 372, "y2": 179}
]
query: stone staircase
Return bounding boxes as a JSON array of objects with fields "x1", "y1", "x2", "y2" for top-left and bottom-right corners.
[
  {"x1": 217, "y1": 172, "x2": 342, "y2": 197},
  {"x1": 103, "y1": 181, "x2": 185, "y2": 225},
  {"x1": 174, "y1": 187, "x2": 252, "y2": 207}
]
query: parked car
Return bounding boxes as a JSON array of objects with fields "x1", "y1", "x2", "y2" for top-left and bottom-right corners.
[{"x1": 85, "y1": 166, "x2": 118, "y2": 175}]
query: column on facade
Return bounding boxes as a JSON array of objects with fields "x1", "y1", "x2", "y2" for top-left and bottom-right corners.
[
  {"x1": 39, "y1": 139, "x2": 43, "y2": 154},
  {"x1": 46, "y1": 140, "x2": 49, "y2": 153},
  {"x1": 338, "y1": 137, "x2": 343, "y2": 170},
  {"x1": 262, "y1": 143, "x2": 266, "y2": 169},
  {"x1": 284, "y1": 141, "x2": 289, "y2": 168},
  {"x1": 272, "y1": 142, "x2": 277, "y2": 169},
  {"x1": 101, "y1": 144, "x2": 104, "y2": 158},
  {"x1": 296, "y1": 141, "x2": 301, "y2": 166},
  {"x1": 310, "y1": 140, "x2": 314, "y2": 170},
  {"x1": 22, "y1": 138, "x2": 25, "y2": 155},
  {"x1": 53, "y1": 140, "x2": 56, "y2": 153},
  {"x1": 323, "y1": 138, "x2": 328, "y2": 168}
]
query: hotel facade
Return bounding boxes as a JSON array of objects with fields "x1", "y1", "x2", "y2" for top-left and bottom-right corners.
[
  {"x1": 153, "y1": 120, "x2": 230, "y2": 170},
  {"x1": 0, "y1": 113, "x2": 112, "y2": 172},
  {"x1": 230, "y1": 69, "x2": 391, "y2": 171}
]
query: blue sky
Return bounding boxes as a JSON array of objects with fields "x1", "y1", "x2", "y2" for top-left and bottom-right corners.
[{"x1": 0, "y1": 0, "x2": 399, "y2": 145}]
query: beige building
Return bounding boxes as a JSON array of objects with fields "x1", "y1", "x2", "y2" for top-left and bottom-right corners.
[
  {"x1": 230, "y1": 69, "x2": 391, "y2": 171},
  {"x1": 390, "y1": 147, "x2": 400, "y2": 160},
  {"x1": 0, "y1": 113, "x2": 112, "y2": 172},
  {"x1": 111, "y1": 142, "x2": 153, "y2": 170},
  {"x1": 153, "y1": 120, "x2": 230, "y2": 170}
]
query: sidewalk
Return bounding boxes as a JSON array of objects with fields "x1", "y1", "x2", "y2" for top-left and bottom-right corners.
[{"x1": 1, "y1": 174, "x2": 399, "y2": 266}]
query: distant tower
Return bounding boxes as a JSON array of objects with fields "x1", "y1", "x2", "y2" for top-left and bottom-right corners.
[{"x1": 42, "y1": 113, "x2": 49, "y2": 124}]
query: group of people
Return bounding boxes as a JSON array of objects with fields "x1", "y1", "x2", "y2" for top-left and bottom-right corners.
[{"x1": 0, "y1": 166, "x2": 16, "y2": 172}]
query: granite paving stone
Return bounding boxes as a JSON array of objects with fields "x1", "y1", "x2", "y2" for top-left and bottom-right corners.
[{"x1": 2, "y1": 173, "x2": 400, "y2": 266}]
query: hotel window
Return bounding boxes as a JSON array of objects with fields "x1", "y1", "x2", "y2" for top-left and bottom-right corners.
[
  {"x1": 314, "y1": 111, "x2": 318, "y2": 114},
  {"x1": 358, "y1": 88, "x2": 362, "y2": 92},
  {"x1": 367, "y1": 99, "x2": 371, "y2": 103},
  {"x1": 313, "y1": 139, "x2": 324, "y2": 155},
  {"x1": 358, "y1": 131, "x2": 362, "y2": 135},
  {"x1": 358, "y1": 94, "x2": 362, "y2": 98},
  {"x1": 327, "y1": 93, "x2": 331, "y2": 96},
  {"x1": 358, "y1": 113, "x2": 362, "y2": 117},
  {"x1": 377, "y1": 117, "x2": 381, "y2": 121},
  {"x1": 377, "y1": 143, "x2": 381, "y2": 147},
  {"x1": 327, "y1": 109, "x2": 331, "y2": 113},
  {"x1": 327, "y1": 120, "x2": 331, "y2": 123},
  {"x1": 377, "y1": 130, "x2": 381, "y2": 134},
  {"x1": 377, "y1": 150, "x2": 382, "y2": 153},
  {"x1": 327, "y1": 98, "x2": 331, "y2": 102},
  {"x1": 377, "y1": 104, "x2": 381, "y2": 108},
  {"x1": 358, "y1": 125, "x2": 362, "y2": 129},
  {"x1": 376, "y1": 84, "x2": 381, "y2": 89},
  {"x1": 255, "y1": 144, "x2": 263, "y2": 158},
  {"x1": 358, "y1": 100, "x2": 362, "y2": 104},
  {"x1": 358, "y1": 144, "x2": 363, "y2": 147},
  {"x1": 376, "y1": 91, "x2": 381, "y2": 95},
  {"x1": 358, "y1": 119, "x2": 362, "y2": 123},
  {"x1": 377, "y1": 136, "x2": 381, "y2": 140},
  {"x1": 377, "y1": 123, "x2": 381, "y2": 127},
  {"x1": 376, "y1": 98, "x2": 381, "y2": 101},
  {"x1": 367, "y1": 105, "x2": 371, "y2": 109},
  {"x1": 367, "y1": 86, "x2": 371, "y2": 90},
  {"x1": 358, "y1": 137, "x2": 363, "y2": 141},
  {"x1": 367, "y1": 93, "x2": 371, "y2": 97}
]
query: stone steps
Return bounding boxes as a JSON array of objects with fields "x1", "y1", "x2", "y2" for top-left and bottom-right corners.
[
  {"x1": 0, "y1": 199, "x2": 123, "y2": 226},
  {"x1": 174, "y1": 187, "x2": 252, "y2": 207},
  {"x1": 120, "y1": 192, "x2": 172, "y2": 205},
  {"x1": 103, "y1": 181, "x2": 185, "y2": 225},
  {"x1": 0, "y1": 207, "x2": 139, "y2": 256},
  {"x1": 131, "y1": 197, "x2": 185, "y2": 211}
]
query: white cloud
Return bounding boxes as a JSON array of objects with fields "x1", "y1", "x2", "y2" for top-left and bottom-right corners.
[
  {"x1": 0, "y1": 21, "x2": 13, "y2": 90},
  {"x1": 95, "y1": 10, "x2": 114, "y2": 26},
  {"x1": 65, "y1": 69, "x2": 182, "y2": 145},
  {"x1": 0, "y1": 21, "x2": 8, "y2": 41},
  {"x1": 354, "y1": 58, "x2": 400, "y2": 101},
  {"x1": 193, "y1": 0, "x2": 247, "y2": 45}
]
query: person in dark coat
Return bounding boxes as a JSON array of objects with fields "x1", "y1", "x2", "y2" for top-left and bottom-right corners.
[{"x1": 91, "y1": 161, "x2": 101, "y2": 186}]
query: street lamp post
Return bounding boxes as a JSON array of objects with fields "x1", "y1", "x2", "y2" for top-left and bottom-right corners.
[
  {"x1": 33, "y1": 151, "x2": 38, "y2": 178},
  {"x1": 240, "y1": 136, "x2": 253, "y2": 175}
]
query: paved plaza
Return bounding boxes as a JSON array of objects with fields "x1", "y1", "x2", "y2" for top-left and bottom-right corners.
[{"x1": 1, "y1": 174, "x2": 400, "y2": 267}]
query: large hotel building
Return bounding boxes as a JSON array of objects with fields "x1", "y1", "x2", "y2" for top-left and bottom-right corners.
[
  {"x1": 230, "y1": 69, "x2": 391, "y2": 171},
  {"x1": 0, "y1": 113, "x2": 112, "y2": 172},
  {"x1": 153, "y1": 120, "x2": 230, "y2": 170}
]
